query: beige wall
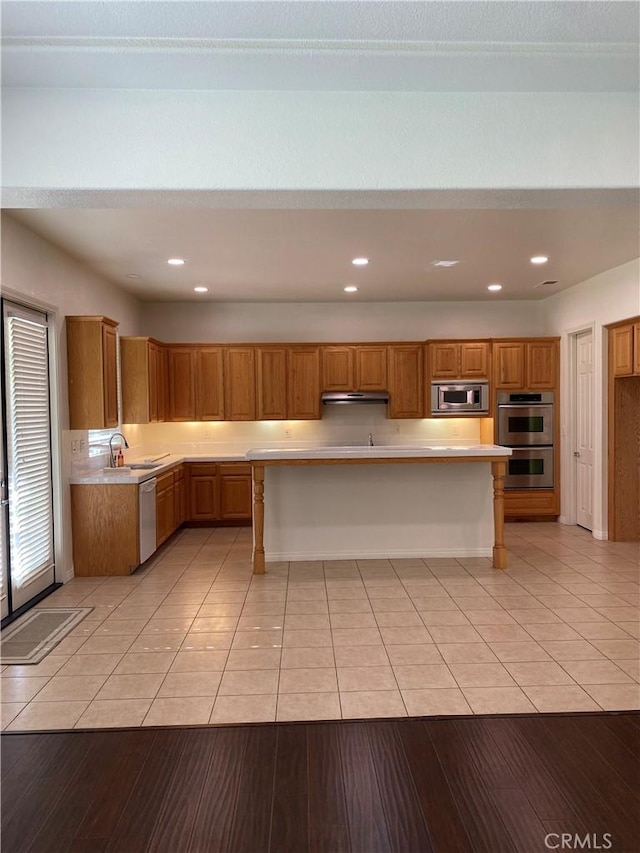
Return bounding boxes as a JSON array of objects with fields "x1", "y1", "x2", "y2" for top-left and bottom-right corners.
[
  {"x1": 542, "y1": 258, "x2": 640, "y2": 538},
  {"x1": 142, "y1": 298, "x2": 547, "y2": 343},
  {"x1": 1, "y1": 213, "x2": 142, "y2": 580}
]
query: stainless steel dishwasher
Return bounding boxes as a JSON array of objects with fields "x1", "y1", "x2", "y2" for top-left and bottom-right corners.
[{"x1": 138, "y1": 478, "x2": 157, "y2": 564}]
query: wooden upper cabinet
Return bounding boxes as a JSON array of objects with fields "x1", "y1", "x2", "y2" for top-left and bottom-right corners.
[
  {"x1": 388, "y1": 345, "x2": 423, "y2": 419},
  {"x1": 493, "y1": 340, "x2": 558, "y2": 390},
  {"x1": 256, "y1": 347, "x2": 288, "y2": 420},
  {"x1": 322, "y1": 346, "x2": 353, "y2": 390},
  {"x1": 429, "y1": 341, "x2": 489, "y2": 379},
  {"x1": 168, "y1": 347, "x2": 197, "y2": 420},
  {"x1": 460, "y1": 342, "x2": 489, "y2": 378},
  {"x1": 288, "y1": 346, "x2": 321, "y2": 419},
  {"x1": 66, "y1": 315, "x2": 119, "y2": 429},
  {"x1": 224, "y1": 347, "x2": 256, "y2": 421},
  {"x1": 429, "y1": 343, "x2": 459, "y2": 378},
  {"x1": 635, "y1": 323, "x2": 640, "y2": 375},
  {"x1": 611, "y1": 324, "x2": 635, "y2": 376},
  {"x1": 355, "y1": 346, "x2": 388, "y2": 390},
  {"x1": 147, "y1": 342, "x2": 160, "y2": 422},
  {"x1": 527, "y1": 340, "x2": 557, "y2": 389},
  {"x1": 196, "y1": 347, "x2": 224, "y2": 420},
  {"x1": 156, "y1": 344, "x2": 168, "y2": 422},
  {"x1": 493, "y1": 342, "x2": 526, "y2": 389},
  {"x1": 120, "y1": 337, "x2": 167, "y2": 424},
  {"x1": 102, "y1": 322, "x2": 119, "y2": 428}
]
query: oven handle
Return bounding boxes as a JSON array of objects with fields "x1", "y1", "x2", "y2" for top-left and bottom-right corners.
[{"x1": 497, "y1": 404, "x2": 552, "y2": 409}]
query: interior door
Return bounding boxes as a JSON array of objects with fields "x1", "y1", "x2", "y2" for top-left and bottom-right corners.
[
  {"x1": 2, "y1": 300, "x2": 56, "y2": 616},
  {"x1": 575, "y1": 329, "x2": 594, "y2": 530}
]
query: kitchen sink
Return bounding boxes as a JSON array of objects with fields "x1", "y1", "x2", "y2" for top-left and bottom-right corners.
[{"x1": 128, "y1": 462, "x2": 164, "y2": 469}]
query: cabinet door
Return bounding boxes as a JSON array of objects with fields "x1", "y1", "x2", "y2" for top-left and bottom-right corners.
[
  {"x1": 196, "y1": 347, "x2": 224, "y2": 420},
  {"x1": 156, "y1": 484, "x2": 175, "y2": 546},
  {"x1": 429, "y1": 343, "x2": 459, "y2": 379},
  {"x1": 527, "y1": 341, "x2": 557, "y2": 389},
  {"x1": 120, "y1": 337, "x2": 151, "y2": 424},
  {"x1": 148, "y1": 342, "x2": 159, "y2": 422},
  {"x1": 189, "y1": 476, "x2": 219, "y2": 520},
  {"x1": 322, "y1": 347, "x2": 354, "y2": 390},
  {"x1": 288, "y1": 347, "x2": 321, "y2": 419},
  {"x1": 460, "y1": 342, "x2": 489, "y2": 379},
  {"x1": 257, "y1": 348, "x2": 288, "y2": 420},
  {"x1": 168, "y1": 347, "x2": 197, "y2": 420},
  {"x1": 388, "y1": 345, "x2": 423, "y2": 419},
  {"x1": 355, "y1": 346, "x2": 388, "y2": 390},
  {"x1": 68, "y1": 316, "x2": 119, "y2": 429},
  {"x1": 635, "y1": 323, "x2": 640, "y2": 375},
  {"x1": 224, "y1": 347, "x2": 256, "y2": 421},
  {"x1": 220, "y1": 465, "x2": 252, "y2": 519},
  {"x1": 157, "y1": 345, "x2": 168, "y2": 422},
  {"x1": 611, "y1": 325, "x2": 634, "y2": 377},
  {"x1": 494, "y1": 342, "x2": 525, "y2": 389},
  {"x1": 173, "y1": 466, "x2": 185, "y2": 529},
  {"x1": 101, "y1": 322, "x2": 119, "y2": 428}
]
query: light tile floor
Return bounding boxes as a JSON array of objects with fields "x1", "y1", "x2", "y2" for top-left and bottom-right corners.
[{"x1": 2, "y1": 523, "x2": 639, "y2": 730}]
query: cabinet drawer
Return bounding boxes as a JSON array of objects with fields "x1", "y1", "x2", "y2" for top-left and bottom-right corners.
[
  {"x1": 220, "y1": 463, "x2": 251, "y2": 476},
  {"x1": 505, "y1": 489, "x2": 558, "y2": 517},
  {"x1": 156, "y1": 470, "x2": 175, "y2": 493},
  {"x1": 187, "y1": 463, "x2": 218, "y2": 477}
]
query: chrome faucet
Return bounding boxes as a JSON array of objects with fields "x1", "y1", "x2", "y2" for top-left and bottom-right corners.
[
  {"x1": 109, "y1": 432, "x2": 129, "y2": 467},
  {"x1": 368, "y1": 433, "x2": 374, "y2": 447}
]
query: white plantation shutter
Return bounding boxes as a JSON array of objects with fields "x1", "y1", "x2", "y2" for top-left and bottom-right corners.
[{"x1": 4, "y1": 304, "x2": 54, "y2": 589}]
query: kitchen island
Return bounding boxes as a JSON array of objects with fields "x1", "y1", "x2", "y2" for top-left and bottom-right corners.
[{"x1": 245, "y1": 445, "x2": 512, "y2": 573}]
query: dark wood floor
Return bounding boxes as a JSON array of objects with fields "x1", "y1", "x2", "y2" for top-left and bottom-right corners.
[{"x1": 2, "y1": 713, "x2": 639, "y2": 853}]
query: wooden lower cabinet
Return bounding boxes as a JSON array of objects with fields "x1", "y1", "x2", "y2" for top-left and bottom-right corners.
[
  {"x1": 188, "y1": 464, "x2": 220, "y2": 521},
  {"x1": 71, "y1": 484, "x2": 140, "y2": 576},
  {"x1": 156, "y1": 467, "x2": 183, "y2": 547},
  {"x1": 220, "y1": 464, "x2": 252, "y2": 519},
  {"x1": 186, "y1": 462, "x2": 252, "y2": 522},
  {"x1": 504, "y1": 489, "x2": 559, "y2": 519}
]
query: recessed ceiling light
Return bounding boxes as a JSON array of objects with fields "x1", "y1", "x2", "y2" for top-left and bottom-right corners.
[
  {"x1": 530, "y1": 255, "x2": 549, "y2": 265},
  {"x1": 432, "y1": 260, "x2": 459, "y2": 268},
  {"x1": 193, "y1": 286, "x2": 208, "y2": 293},
  {"x1": 167, "y1": 258, "x2": 186, "y2": 266},
  {"x1": 344, "y1": 286, "x2": 359, "y2": 293},
  {"x1": 352, "y1": 257, "x2": 369, "y2": 266},
  {"x1": 487, "y1": 284, "x2": 503, "y2": 292}
]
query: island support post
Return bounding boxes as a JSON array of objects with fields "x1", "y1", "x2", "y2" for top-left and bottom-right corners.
[
  {"x1": 252, "y1": 464, "x2": 266, "y2": 574},
  {"x1": 492, "y1": 459, "x2": 507, "y2": 570}
]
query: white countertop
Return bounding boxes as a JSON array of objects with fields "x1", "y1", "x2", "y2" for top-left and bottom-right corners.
[
  {"x1": 71, "y1": 444, "x2": 512, "y2": 484},
  {"x1": 245, "y1": 444, "x2": 512, "y2": 461},
  {"x1": 69, "y1": 452, "x2": 246, "y2": 485}
]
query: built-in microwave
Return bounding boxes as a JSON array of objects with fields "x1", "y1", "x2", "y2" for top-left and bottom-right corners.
[{"x1": 431, "y1": 382, "x2": 489, "y2": 415}]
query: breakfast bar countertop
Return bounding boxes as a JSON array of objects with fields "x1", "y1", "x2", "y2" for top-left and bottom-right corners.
[{"x1": 245, "y1": 444, "x2": 512, "y2": 461}]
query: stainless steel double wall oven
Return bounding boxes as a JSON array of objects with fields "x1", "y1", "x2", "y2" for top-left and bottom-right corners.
[{"x1": 497, "y1": 391, "x2": 555, "y2": 489}]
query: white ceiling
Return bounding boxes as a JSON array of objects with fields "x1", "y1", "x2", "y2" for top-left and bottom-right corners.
[
  {"x1": 2, "y1": 1, "x2": 638, "y2": 92},
  {"x1": 10, "y1": 202, "x2": 639, "y2": 302},
  {"x1": 3, "y1": 2, "x2": 639, "y2": 303}
]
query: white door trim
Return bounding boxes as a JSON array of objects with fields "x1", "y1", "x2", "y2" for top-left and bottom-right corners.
[{"x1": 561, "y1": 322, "x2": 597, "y2": 531}]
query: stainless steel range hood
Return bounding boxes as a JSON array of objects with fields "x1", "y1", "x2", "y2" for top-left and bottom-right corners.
[{"x1": 321, "y1": 391, "x2": 390, "y2": 405}]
